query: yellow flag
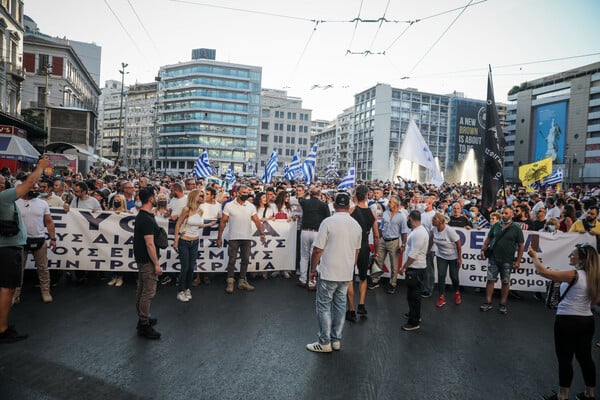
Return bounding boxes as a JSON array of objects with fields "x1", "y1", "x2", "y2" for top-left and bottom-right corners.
[{"x1": 519, "y1": 157, "x2": 552, "y2": 187}]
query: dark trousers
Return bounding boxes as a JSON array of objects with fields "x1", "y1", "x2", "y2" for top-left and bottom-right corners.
[
  {"x1": 226, "y1": 240, "x2": 251, "y2": 279},
  {"x1": 406, "y1": 268, "x2": 424, "y2": 326},
  {"x1": 554, "y1": 315, "x2": 596, "y2": 388}
]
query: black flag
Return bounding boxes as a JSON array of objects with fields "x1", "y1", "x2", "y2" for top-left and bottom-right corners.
[{"x1": 481, "y1": 66, "x2": 505, "y2": 210}]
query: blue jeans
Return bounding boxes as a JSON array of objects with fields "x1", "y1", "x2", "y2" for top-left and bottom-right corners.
[
  {"x1": 423, "y1": 251, "x2": 435, "y2": 294},
  {"x1": 316, "y1": 279, "x2": 349, "y2": 345},
  {"x1": 436, "y1": 256, "x2": 459, "y2": 296},
  {"x1": 178, "y1": 239, "x2": 199, "y2": 292}
]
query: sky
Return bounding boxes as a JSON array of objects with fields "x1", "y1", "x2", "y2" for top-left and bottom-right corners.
[{"x1": 24, "y1": 0, "x2": 600, "y2": 120}]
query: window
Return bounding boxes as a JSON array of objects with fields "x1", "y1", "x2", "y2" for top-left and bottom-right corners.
[
  {"x1": 261, "y1": 109, "x2": 270, "y2": 117},
  {"x1": 38, "y1": 54, "x2": 49, "y2": 73},
  {"x1": 260, "y1": 146, "x2": 268, "y2": 155},
  {"x1": 261, "y1": 134, "x2": 269, "y2": 142},
  {"x1": 275, "y1": 111, "x2": 284, "y2": 118},
  {"x1": 286, "y1": 136, "x2": 290, "y2": 143},
  {"x1": 261, "y1": 121, "x2": 269, "y2": 130}
]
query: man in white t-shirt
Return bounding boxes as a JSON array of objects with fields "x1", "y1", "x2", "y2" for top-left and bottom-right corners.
[
  {"x1": 399, "y1": 210, "x2": 430, "y2": 332},
  {"x1": 306, "y1": 192, "x2": 362, "y2": 353},
  {"x1": 15, "y1": 185, "x2": 57, "y2": 303},
  {"x1": 194, "y1": 186, "x2": 222, "y2": 286},
  {"x1": 66, "y1": 182, "x2": 101, "y2": 211},
  {"x1": 217, "y1": 185, "x2": 266, "y2": 294}
]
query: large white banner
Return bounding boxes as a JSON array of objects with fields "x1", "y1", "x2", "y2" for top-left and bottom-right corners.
[
  {"x1": 27, "y1": 210, "x2": 594, "y2": 292},
  {"x1": 26, "y1": 208, "x2": 296, "y2": 274}
]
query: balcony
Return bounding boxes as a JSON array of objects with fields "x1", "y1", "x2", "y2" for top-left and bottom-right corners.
[{"x1": 6, "y1": 62, "x2": 25, "y2": 81}]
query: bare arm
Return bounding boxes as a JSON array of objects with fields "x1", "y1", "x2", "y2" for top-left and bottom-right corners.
[
  {"x1": 251, "y1": 213, "x2": 267, "y2": 243},
  {"x1": 173, "y1": 207, "x2": 189, "y2": 249},
  {"x1": 44, "y1": 213, "x2": 57, "y2": 251},
  {"x1": 309, "y1": 246, "x2": 324, "y2": 281},
  {"x1": 528, "y1": 248, "x2": 576, "y2": 282},
  {"x1": 514, "y1": 242, "x2": 525, "y2": 268},
  {"x1": 216, "y1": 213, "x2": 229, "y2": 248},
  {"x1": 16, "y1": 157, "x2": 51, "y2": 198},
  {"x1": 144, "y1": 234, "x2": 162, "y2": 276}
]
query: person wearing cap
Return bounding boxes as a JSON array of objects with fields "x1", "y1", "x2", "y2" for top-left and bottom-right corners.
[
  {"x1": 306, "y1": 192, "x2": 362, "y2": 353},
  {"x1": 298, "y1": 185, "x2": 330, "y2": 290}
]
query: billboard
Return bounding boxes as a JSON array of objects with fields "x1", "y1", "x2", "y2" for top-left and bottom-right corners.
[
  {"x1": 532, "y1": 101, "x2": 567, "y2": 164},
  {"x1": 453, "y1": 101, "x2": 486, "y2": 179}
]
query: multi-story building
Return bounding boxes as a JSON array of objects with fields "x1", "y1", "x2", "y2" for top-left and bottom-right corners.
[
  {"x1": 505, "y1": 61, "x2": 600, "y2": 186},
  {"x1": 312, "y1": 120, "x2": 335, "y2": 176},
  {"x1": 312, "y1": 106, "x2": 355, "y2": 178},
  {"x1": 98, "y1": 80, "x2": 122, "y2": 162},
  {"x1": 353, "y1": 84, "x2": 451, "y2": 181},
  {"x1": 157, "y1": 48, "x2": 261, "y2": 175},
  {"x1": 0, "y1": 0, "x2": 24, "y2": 116},
  {"x1": 259, "y1": 88, "x2": 311, "y2": 173},
  {"x1": 123, "y1": 81, "x2": 158, "y2": 171},
  {"x1": 21, "y1": 16, "x2": 101, "y2": 169}
]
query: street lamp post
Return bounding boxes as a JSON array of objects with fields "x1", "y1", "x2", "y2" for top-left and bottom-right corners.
[
  {"x1": 43, "y1": 63, "x2": 52, "y2": 151},
  {"x1": 153, "y1": 76, "x2": 161, "y2": 173},
  {"x1": 115, "y1": 62, "x2": 128, "y2": 167}
]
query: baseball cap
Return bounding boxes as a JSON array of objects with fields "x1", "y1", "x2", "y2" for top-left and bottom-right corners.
[{"x1": 334, "y1": 192, "x2": 350, "y2": 207}]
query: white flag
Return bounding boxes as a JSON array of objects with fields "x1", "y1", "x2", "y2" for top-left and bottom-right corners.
[{"x1": 398, "y1": 119, "x2": 444, "y2": 187}]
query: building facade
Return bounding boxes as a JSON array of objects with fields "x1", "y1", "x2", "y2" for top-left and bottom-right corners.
[
  {"x1": 157, "y1": 49, "x2": 261, "y2": 175},
  {"x1": 259, "y1": 88, "x2": 311, "y2": 173},
  {"x1": 0, "y1": 0, "x2": 24, "y2": 116},
  {"x1": 353, "y1": 83, "x2": 451, "y2": 181},
  {"x1": 505, "y1": 61, "x2": 600, "y2": 186},
  {"x1": 122, "y1": 81, "x2": 158, "y2": 171}
]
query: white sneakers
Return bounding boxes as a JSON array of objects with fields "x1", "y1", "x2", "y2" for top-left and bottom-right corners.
[
  {"x1": 306, "y1": 342, "x2": 332, "y2": 353},
  {"x1": 177, "y1": 289, "x2": 193, "y2": 302},
  {"x1": 177, "y1": 291, "x2": 189, "y2": 302}
]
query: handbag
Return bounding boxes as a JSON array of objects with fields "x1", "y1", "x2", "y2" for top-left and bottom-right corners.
[
  {"x1": 0, "y1": 203, "x2": 20, "y2": 237},
  {"x1": 545, "y1": 270, "x2": 577, "y2": 309},
  {"x1": 483, "y1": 224, "x2": 511, "y2": 258},
  {"x1": 154, "y1": 227, "x2": 169, "y2": 249}
]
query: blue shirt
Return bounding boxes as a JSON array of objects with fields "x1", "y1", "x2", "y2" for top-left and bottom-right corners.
[
  {"x1": 0, "y1": 188, "x2": 27, "y2": 246},
  {"x1": 380, "y1": 209, "x2": 409, "y2": 240}
]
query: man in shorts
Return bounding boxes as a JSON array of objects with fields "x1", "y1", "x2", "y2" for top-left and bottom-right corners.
[
  {"x1": 480, "y1": 206, "x2": 525, "y2": 315},
  {"x1": 0, "y1": 156, "x2": 50, "y2": 343}
]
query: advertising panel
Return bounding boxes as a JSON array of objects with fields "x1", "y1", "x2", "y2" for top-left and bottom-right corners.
[
  {"x1": 532, "y1": 101, "x2": 567, "y2": 164},
  {"x1": 454, "y1": 101, "x2": 486, "y2": 179}
]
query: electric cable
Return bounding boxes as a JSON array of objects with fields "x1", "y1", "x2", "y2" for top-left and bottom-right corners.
[{"x1": 103, "y1": 0, "x2": 145, "y2": 56}]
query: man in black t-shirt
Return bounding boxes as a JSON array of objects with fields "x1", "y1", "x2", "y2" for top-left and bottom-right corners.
[
  {"x1": 448, "y1": 202, "x2": 472, "y2": 229},
  {"x1": 134, "y1": 187, "x2": 163, "y2": 340}
]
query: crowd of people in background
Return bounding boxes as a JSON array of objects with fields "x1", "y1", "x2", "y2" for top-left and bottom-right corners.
[{"x1": 1, "y1": 162, "x2": 599, "y2": 399}]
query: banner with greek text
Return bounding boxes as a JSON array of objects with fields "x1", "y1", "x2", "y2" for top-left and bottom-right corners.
[{"x1": 26, "y1": 208, "x2": 296, "y2": 273}]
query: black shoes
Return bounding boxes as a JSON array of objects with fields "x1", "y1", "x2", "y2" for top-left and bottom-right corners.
[
  {"x1": 0, "y1": 327, "x2": 28, "y2": 343},
  {"x1": 345, "y1": 310, "x2": 358, "y2": 323},
  {"x1": 386, "y1": 284, "x2": 396, "y2": 294},
  {"x1": 137, "y1": 318, "x2": 160, "y2": 340},
  {"x1": 357, "y1": 304, "x2": 368, "y2": 315}
]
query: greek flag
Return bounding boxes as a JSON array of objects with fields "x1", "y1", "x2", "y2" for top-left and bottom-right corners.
[
  {"x1": 324, "y1": 158, "x2": 339, "y2": 179},
  {"x1": 338, "y1": 166, "x2": 355, "y2": 189},
  {"x1": 302, "y1": 145, "x2": 318, "y2": 185},
  {"x1": 261, "y1": 149, "x2": 278, "y2": 184},
  {"x1": 193, "y1": 149, "x2": 213, "y2": 178},
  {"x1": 225, "y1": 165, "x2": 236, "y2": 190},
  {"x1": 542, "y1": 168, "x2": 563, "y2": 186},
  {"x1": 285, "y1": 149, "x2": 302, "y2": 181}
]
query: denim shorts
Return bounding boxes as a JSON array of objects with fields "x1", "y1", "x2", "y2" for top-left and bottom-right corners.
[{"x1": 486, "y1": 258, "x2": 512, "y2": 284}]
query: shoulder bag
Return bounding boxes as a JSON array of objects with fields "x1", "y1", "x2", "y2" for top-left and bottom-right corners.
[
  {"x1": 545, "y1": 270, "x2": 578, "y2": 309},
  {"x1": 483, "y1": 224, "x2": 510, "y2": 258}
]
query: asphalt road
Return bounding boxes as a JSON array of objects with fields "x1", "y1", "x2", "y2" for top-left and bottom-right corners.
[{"x1": 1, "y1": 273, "x2": 598, "y2": 400}]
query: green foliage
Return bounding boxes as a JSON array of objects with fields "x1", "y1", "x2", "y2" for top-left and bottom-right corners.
[{"x1": 21, "y1": 109, "x2": 44, "y2": 128}]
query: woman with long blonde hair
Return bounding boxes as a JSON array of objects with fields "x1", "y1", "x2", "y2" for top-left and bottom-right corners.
[
  {"x1": 529, "y1": 243, "x2": 600, "y2": 400},
  {"x1": 174, "y1": 190, "x2": 216, "y2": 302}
]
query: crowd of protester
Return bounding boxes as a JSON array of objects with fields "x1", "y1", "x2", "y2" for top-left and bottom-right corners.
[{"x1": 2, "y1": 163, "x2": 600, "y2": 399}]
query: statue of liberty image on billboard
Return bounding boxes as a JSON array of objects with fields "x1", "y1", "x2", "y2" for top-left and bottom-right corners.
[{"x1": 533, "y1": 101, "x2": 567, "y2": 164}]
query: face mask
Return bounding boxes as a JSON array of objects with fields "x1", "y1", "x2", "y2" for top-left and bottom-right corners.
[
  {"x1": 135, "y1": 201, "x2": 142, "y2": 208},
  {"x1": 27, "y1": 190, "x2": 40, "y2": 198},
  {"x1": 501, "y1": 217, "x2": 512, "y2": 224},
  {"x1": 114, "y1": 202, "x2": 122, "y2": 208},
  {"x1": 546, "y1": 225, "x2": 556, "y2": 232},
  {"x1": 407, "y1": 219, "x2": 413, "y2": 229},
  {"x1": 158, "y1": 200, "x2": 167, "y2": 208},
  {"x1": 38, "y1": 192, "x2": 48, "y2": 198},
  {"x1": 376, "y1": 210, "x2": 382, "y2": 217},
  {"x1": 469, "y1": 211, "x2": 476, "y2": 218},
  {"x1": 239, "y1": 194, "x2": 249, "y2": 201}
]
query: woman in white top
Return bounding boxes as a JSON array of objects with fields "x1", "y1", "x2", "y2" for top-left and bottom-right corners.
[
  {"x1": 254, "y1": 192, "x2": 275, "y2": 224},
  {"x1": 529, "y1": 243, "x2": 600, "y2": 400},
  {"x1": 431, "y1": 212, "x2": 462, "y2": 308},
  {"x1": 173, "y1": 190, "x2": 216, "y2": 302}
]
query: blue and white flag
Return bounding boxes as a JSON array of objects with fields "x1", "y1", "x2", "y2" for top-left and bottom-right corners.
[
  {"x1": 225, "y1": 165, "x2": 236, "y2": 190},
  {"x1": 193, "y1": 149, "x2": 213, "y2": 178},
  {"x1": 285, "y1": 149, "x2": 302, "y2": 181},
  {"x1": 542, "y1": 168, "x2": 563, "y2": 186},
  {"x1": 302, "y1": 145, "x2": 318, "y2": 185},
  {"x1": 398, "y1": 119, "x2": 443, "y2": 187},
  {"x1": 324, "y1": 157, "x2": 339, "y2": 180},
  {"x1": 261, "y1": 149, "x2": 278, "y2": 184},
  {"x1": 338, "y1": 166, "x2": 355, "y2": 189}
]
